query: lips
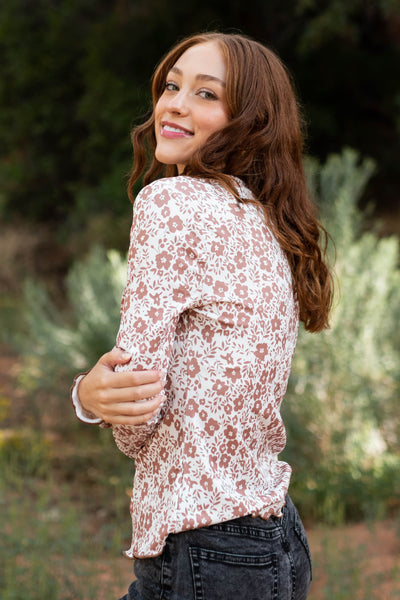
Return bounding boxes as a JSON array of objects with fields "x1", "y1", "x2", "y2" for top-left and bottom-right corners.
[{"x1": 160, "y1": 121, "x2": 194, "y2": 138}]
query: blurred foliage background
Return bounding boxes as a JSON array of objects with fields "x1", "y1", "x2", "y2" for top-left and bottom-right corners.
[
  {"x1": 0, "y1": 1, "x2": 400, "y2": 598},
  {"x1": 1, "y1": 0, "x2": 400, "y2": 278}
]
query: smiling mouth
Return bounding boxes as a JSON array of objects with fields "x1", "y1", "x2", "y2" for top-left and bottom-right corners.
[{"x1": 161, "y1": 123, "x2": 194, "y2": 137}]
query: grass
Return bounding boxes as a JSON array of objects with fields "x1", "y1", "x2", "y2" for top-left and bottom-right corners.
[
  {"x1": 0, "y1": 487, "x2": 132, "y2": 599},
  {"x1": 0, "y1": 425, "x2": 134, "y2": 600}
]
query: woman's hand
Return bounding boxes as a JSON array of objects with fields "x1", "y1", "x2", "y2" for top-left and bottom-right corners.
[{"x1": 78, "y1": 347, "x2": 165, "y2": 426}]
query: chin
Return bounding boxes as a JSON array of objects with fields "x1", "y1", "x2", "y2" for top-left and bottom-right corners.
[{"x1": 155, "y1": 150, "x2": 174, "y2": 166}]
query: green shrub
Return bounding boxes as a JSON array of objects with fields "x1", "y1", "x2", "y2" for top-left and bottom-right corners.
[
  {"x1": 19, "y1": 246, "x2": 126, "y2": 394},
  {"x1": 283, "y1": 149, "x2": 400, "y2": 523}
]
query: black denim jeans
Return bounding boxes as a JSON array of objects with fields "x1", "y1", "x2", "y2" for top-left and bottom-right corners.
[{"x1": 119, "y1": 495, "x2": 312, "y2": 600}]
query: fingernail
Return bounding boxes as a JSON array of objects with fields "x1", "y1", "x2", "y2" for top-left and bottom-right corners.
[{"x1": 121, "y1": 351, "x2": 132, "y2": 360}]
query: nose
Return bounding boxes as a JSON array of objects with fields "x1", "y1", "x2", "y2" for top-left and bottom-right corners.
[{"x1": 166, "y1": 89, "x2": 189, "y2": 115}]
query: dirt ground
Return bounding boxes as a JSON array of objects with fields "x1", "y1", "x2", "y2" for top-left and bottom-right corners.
[
  {"x1": 1, "y1": 345, "x2": 399, "y2": 599},
  {"x1": 308, "y1": 519, "x2": 400, "y2": 598}
]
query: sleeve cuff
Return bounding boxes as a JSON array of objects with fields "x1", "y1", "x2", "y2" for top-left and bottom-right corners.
[{"x1": 70, "y1": 373, "x2": 111, "y2": 427}]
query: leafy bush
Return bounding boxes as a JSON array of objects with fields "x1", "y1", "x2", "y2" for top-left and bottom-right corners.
[
  {"x1": 19, "y1": 246, "x2": 126, "y2": 393},
  {"x1": 282, "y1": 149, "x2": 400, "y2": 523}
]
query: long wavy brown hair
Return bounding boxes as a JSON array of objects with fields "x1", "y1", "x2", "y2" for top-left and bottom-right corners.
[{"x1": 128, "y1": 32, "x2": 333, "y2": 332}]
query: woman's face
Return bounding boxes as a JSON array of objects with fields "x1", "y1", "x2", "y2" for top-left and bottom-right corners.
[{"x1": 154, "y1": 41, "x2": 229, "y2": 173}]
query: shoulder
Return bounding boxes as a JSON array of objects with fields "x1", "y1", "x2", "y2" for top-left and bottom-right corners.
[
  {"x1": 136, "y1": 176, "x2": 211, "y2": 205},
  {"x1": 130, "y1": 178, "x2": 212, "y2": 244},
  {"x1": 135, "y1": 175, "x2": 249, "y2": 210},
  {"x1": 133, "y1": 176, "x2": 233, "y2": 230},
  {"x1": 133, "y1": 176, "x2": 258, "y2": 234}
]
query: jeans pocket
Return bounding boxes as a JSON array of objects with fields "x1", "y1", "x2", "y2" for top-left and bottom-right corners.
[
  {"x1": 293, "y1": 512, "x2": 313, "y2": 581},
  {"x1": 189, "y1": 546, "x2": 279, "y2": 600}
]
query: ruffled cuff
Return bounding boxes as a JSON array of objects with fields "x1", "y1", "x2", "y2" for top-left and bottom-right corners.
[{"x1": 70, "y1": 373, "x2": 111, "y2": 428}]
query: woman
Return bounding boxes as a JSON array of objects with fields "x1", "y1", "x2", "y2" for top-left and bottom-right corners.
[{"x1": 72, "y1": 32, "x2": 332, "y2": 600}]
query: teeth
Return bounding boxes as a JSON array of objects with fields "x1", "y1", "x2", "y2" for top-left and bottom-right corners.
[{"x1": 163, "y1": 124, "x2": 191, "y2": 134}]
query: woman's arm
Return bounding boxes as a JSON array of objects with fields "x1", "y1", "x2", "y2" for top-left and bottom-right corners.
[
  {"x1": 111, "y1": 179, "x2": 204, "y2": 457},
  {"x1": 74, "y1": 347, "x2": 165, "y2": 426}
]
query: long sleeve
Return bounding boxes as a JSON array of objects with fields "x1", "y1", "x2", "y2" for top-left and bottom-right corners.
[{"x1": 112, "y1": 179, "x2": 205, "y2": 457}]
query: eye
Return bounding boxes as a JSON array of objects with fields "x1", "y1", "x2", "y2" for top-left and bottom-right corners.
[
  {"x1": 198, "y1": 89, "x2": 218, "y2": 100},
  {"x1": 164, "y1": 81, "x2": 178, "y2": 92}
]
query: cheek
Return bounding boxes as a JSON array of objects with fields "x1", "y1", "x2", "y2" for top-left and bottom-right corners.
[
  {"x1": 154, "y1": 100, "x2": 161, "y2": 121},
  {"x1": 200, "y1": 110, "x2": 228, "y2": 136},
  {"x1": 154, "y1": 98, "x2": 165, "y2": 121}
]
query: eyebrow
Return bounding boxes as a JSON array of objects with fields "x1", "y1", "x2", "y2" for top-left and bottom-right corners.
[{"x1": 169, "y1": 66, "x2": 226, "y2": 87}]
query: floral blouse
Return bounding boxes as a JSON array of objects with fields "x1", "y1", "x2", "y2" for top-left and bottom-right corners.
[{"x1": 72, "y1": 175, "x2": 299, "y2": 559}]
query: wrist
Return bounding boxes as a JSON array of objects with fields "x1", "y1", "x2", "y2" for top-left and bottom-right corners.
[{"x1": 71, "y1": 373, "x2": 102, "y2": 424}]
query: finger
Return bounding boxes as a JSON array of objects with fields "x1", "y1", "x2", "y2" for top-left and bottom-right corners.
[
  {"x1": 110, "y1": 370, "x2": 164, "y2": 389},
  {"x1": 98, "y1": 347, "x2": 132, "y2": 369},
  {"x1": 105, "y1": 395, "x2": 164, "y2": 421},
  {"x1": 111, "y1": 394, "x2": 164, "y2": 417},
  {"x1": 104, "y1": 382, "x2": 164, "y2": 404},
  {"x1": 110, "y1": 407, "x2": 161, "y2": 426},
  {"x1": 87, "y1": 367, "x2": 163, "y2": 396}
]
